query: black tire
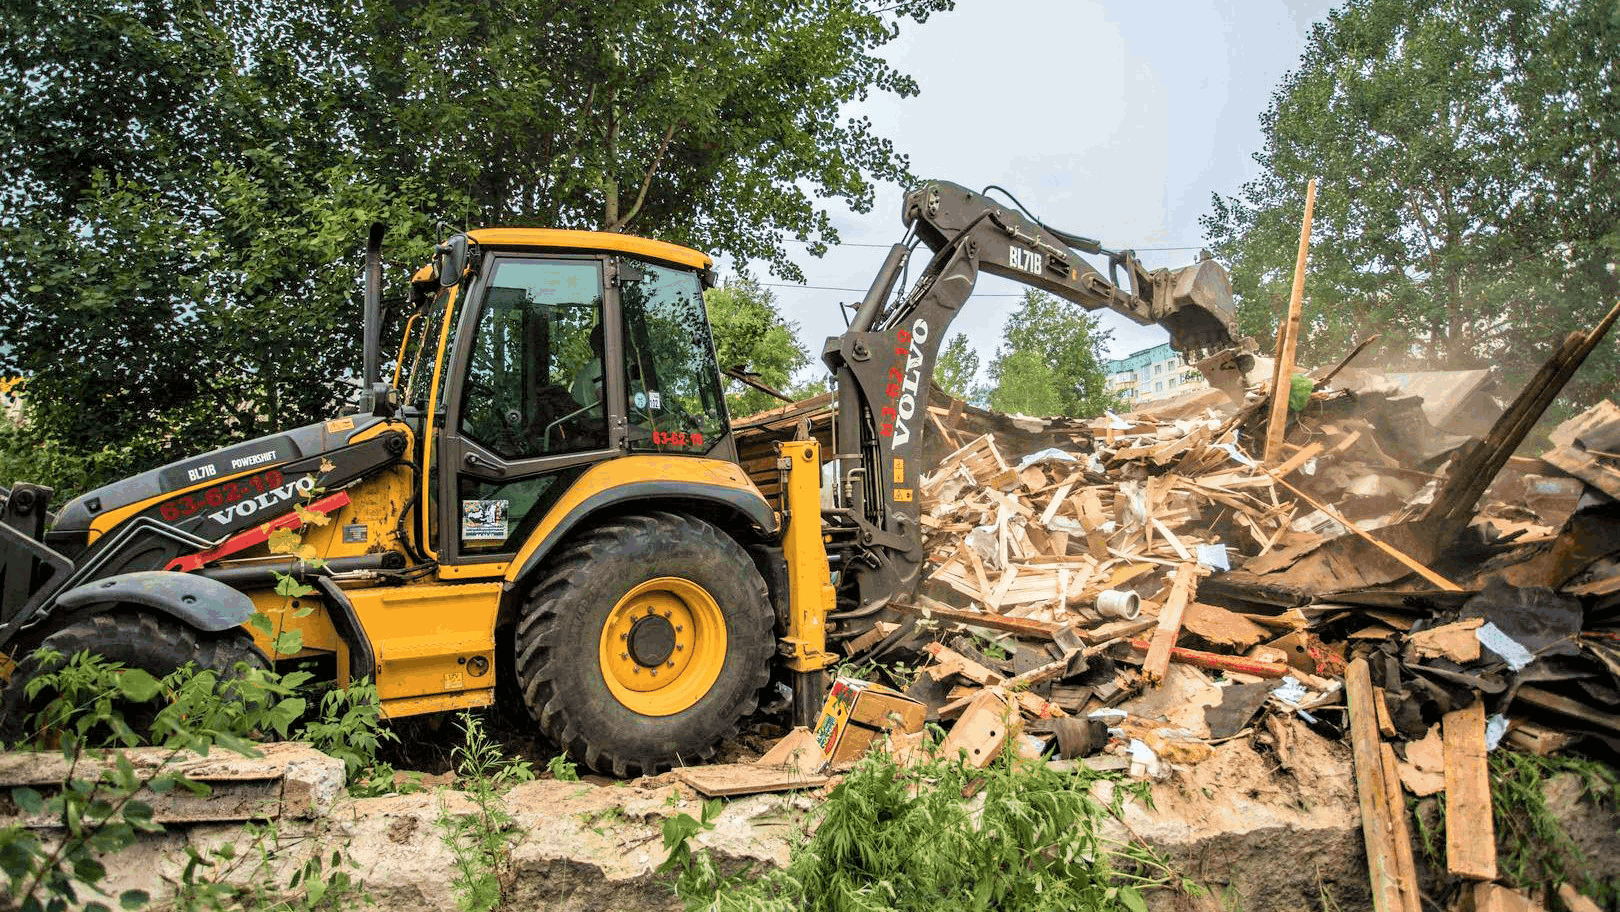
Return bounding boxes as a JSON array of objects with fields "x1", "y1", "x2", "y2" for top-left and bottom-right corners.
[
  {"x1": 514, "y1": 511, "x2": 774, "y2": 778},
  {"x1": 0, "y1": 611, "x2": 268, "y2": 745}
]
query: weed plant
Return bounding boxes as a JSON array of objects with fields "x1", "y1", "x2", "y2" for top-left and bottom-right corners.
[
  {"x1": 433, "y1": 713, "x2": 534, "y2": 912},
  {"x1": 662, "y1": 747, "x2": 1194, "y2": 912},
  {"x1": 1490, "y1": 750, "x2": 1619, "y2": 906}
]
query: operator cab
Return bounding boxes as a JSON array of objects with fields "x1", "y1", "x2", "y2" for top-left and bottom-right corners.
[{"x1": 391, "y1": 230, "x2": 733, "y2": 563}]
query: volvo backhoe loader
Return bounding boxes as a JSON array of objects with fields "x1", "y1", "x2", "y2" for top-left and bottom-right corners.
[{"x1": 0, "y1": 181, "x2": 1237, "y2": 776}]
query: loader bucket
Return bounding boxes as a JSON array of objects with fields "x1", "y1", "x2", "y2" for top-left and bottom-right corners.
[{"x1": 1157, "y1": 257, "x2": 1238, "y2": 358}]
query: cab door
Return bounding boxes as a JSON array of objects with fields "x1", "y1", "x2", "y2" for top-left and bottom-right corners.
[{"x1": 435, "y1": 254, "x2": 624, "y2": 564}]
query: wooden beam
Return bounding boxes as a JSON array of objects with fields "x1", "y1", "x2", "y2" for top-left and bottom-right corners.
[
  {"x1": 1443, "y1": 701, "x2": 1498, "y2": 881},
  {"x1": 1126, "y1": 639, "x2": 1290, "y2": 678},
  {"x1": 1379, "y1": 740, "x2": 1424, "y2": 912},
  {"x1": 1141, "y1": 563, "x2": 1198, "y2": 682},
  {"x1": 1264, "y1": 177, "x2": 1317, "y2": 464},
  {"x1": 1346, "y1": 658, "x2": 1418, "y2": 912},
  {"x1": 891, "y1": 597, "x2": 1061, "y2": 637}
]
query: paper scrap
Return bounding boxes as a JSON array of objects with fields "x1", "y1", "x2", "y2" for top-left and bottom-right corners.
[
  {"x1": 1017, "y1": 447, "x2": 1079, "y2": 470},
  {"x1": 1485, "y1": 714, "x2": 1509, "y2": 751},
  {"x1": 1476, "y1": 621, "x2": 1535, "y2": 670},
  {"x1": 1196, "y1": 543, "x2": 1230, "y2": 571}
]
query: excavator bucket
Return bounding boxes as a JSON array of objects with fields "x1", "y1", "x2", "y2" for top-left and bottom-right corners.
[
  {"x1": 1157, "y1": 257, "x2": 1238, "y2": 357},
  {"x1": 1155, "y1": 257, "x2": 1257, "y2": 403}
]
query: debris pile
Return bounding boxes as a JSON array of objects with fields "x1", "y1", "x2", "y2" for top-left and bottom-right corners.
[{"x1": 730, "y1": 302, "x2": 1620, "y2": 908}]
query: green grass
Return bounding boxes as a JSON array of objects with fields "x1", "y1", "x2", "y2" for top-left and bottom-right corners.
[{"x1": 661, "y1": 746, "x2": 1199, "y2": 912}]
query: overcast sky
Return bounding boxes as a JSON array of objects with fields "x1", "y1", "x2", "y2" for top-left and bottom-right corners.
[{"x1": 730, "y1": 0, "x2": 1340, "y2": 386}]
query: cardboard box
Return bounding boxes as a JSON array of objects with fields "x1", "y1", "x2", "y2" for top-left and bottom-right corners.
[{"x1": 813, "y1": 676, "x2": 926, "y2": 765}]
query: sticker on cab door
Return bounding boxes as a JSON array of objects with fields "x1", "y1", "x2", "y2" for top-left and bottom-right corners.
[{"x1": 461, "y1": 500, "x2": 510, "y2": 541}]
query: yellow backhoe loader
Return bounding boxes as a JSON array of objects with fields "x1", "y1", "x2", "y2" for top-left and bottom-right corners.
[{"x1": 0, "y1": 181, "x2": 1238, "y2": 775}]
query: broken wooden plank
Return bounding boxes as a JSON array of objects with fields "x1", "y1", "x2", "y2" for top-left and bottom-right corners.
[
  {"x1": 1379, "y1": 740, "x2": 1424, "y2": 912},
  {"x1": 1556, "y1": 884, "x2": 1602, "y2": 912},
  {"x1": 923, "y1": 643, "x2": 1064, "y2": 717},
  {"x1": 1263, "y1": 176, "x2": 1316, "y2": 465},
  {"x1": 1142, "y1": 562, "x2": 1198, "y2": 682},
  {"x1": 1407, "y1": 618, "x2": 1483, "y2": 663},
  {"x1": 757, "y1": 727, "x2": 828, "y2": 776},
  {"x1": 1180, "y1": 601, "x2": 1267, "y2": 651},
  {"x1": 0, "y1": 742, "x2": 340, "y2": 826},
  {"x1": 892, "y1": 598, "x2": 1060, "y2": 637},
  {"x1": 1273, "y1": 440, "x2": 1325, "y2": 477},
  {"x1": 1346, "y1": 658, "x2": 1419, "y2": 912},
  {"x1": 676, "y1": 764, "x2": 829, "y2": 797},
  {"x1": 1442, "y1": 700, "x2": 1497, "y2": 881},
  {"x1": 939, "y1": 688, "x2": 1020, "y2": 768},
  {"x1": 1472, "y1": 883, "x2": 1548, "y2": 912},
  {"x1": 1513, "y1": 686, "x2": 1620, "y2": 734}
]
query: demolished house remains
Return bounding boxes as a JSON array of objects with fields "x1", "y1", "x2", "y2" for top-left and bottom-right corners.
[{"x1": 720, "y1": 297, "x2": 1620, "y2": 911}]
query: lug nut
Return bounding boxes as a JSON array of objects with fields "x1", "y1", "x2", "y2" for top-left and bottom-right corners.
[
  {"x1": 620, "y1": 653, "x2": 629, "y2": 660},
  {"x1": 667, "y1": 660, "x2": 675, "y2": 667}
]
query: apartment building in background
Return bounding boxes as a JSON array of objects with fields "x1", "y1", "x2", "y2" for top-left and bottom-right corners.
[{"x1": 1104, "y1": 342, "x2": 1206, "y2": 405}]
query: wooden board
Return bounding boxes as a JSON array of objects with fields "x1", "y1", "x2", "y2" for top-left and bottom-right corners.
[
  {"x1": 1442, "y1": 701, "x2": 1498, "y2": 881},
  {"x1": 1142, "y1": 563, "x2": 1198, "y2": 682},
  {"x1": 1345, "y1": 658, "x2": 1421, "y2": 912},
  {"x1": 676, "y1": 763, "x2": 829, "y2": 797}
]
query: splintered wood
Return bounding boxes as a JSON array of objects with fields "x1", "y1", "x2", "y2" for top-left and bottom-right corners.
[{"x1": 918, "y1": 410, "x2": 1293, "y2": 630}]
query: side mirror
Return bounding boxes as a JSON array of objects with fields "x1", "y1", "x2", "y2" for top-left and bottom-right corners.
[{"x1": 437, "y1": 235, "x2": 470, "y2": 288}]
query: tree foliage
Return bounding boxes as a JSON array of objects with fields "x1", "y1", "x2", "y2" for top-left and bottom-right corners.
[
  {"x1": 1202, "y1": 0, "x2": 1620, "y2": 410},
  {"x1": 0, "y1": 0, "x2": 952, "y2": 490},
  {"x1": 985, "y1": 291, "x2": 1115, "y2": 418},
  {"x1": 704, "y1": 279, "x2": 812, "y2": 418},
  {"x1": 934, "y1": 332, "x2": 983, "y2": 403}
]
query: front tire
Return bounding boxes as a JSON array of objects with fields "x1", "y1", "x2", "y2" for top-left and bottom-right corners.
[
  {"x1": 514, "y1": 512, "x2": 774, "y2": 778},
  {"x1": 0, "y1": 611, "x2": 268, "y2": 745}
]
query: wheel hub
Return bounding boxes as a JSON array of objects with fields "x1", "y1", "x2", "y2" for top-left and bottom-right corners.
[
  {"x1": 627, "y1": 614, "x2": 676, "y2": 667},
  {"x1": 598, "y1": 577, "x2": 728, "y2": 716}
]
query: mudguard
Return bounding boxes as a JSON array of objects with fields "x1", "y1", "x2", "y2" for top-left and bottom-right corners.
[
  {"x1": 505, "y1": 478, "x2": 777, "y2": 590},
  {"x1": 52, "y1": 571, "x2": 255, "y2": 633}
]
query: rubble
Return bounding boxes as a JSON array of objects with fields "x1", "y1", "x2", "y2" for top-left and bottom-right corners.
[{"x1": 729, "y1": 299, "x2": 1620, "y2": 906}]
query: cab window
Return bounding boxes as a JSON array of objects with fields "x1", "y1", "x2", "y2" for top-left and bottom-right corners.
[
  {"x1": 459, "y1": 259, "x2": 607, "y2": 460},
  {"x1": 620, "y1": 261, "x2": 728, "y2": 454}
]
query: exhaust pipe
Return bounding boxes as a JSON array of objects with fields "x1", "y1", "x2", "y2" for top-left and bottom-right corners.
[{"x1": 362, "y1": 222, "x2": 385, "y2": 395}]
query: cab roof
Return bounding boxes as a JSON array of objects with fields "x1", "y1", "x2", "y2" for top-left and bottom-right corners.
[{"x1": 466, "y1": 228, "x2": 711, "y2": 271}]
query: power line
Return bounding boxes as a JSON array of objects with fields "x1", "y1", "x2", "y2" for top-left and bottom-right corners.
[
  {"x1": 776, "y1": 239, "x2": 1208, "y2": 252},
  {"x1": 758, "y1": 282, "x2": 1025, "y2": 297}
]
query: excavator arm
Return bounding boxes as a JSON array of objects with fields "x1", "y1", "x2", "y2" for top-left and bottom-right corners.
[{"x1": 820, "y1": 180, "x2": 1239, "y2": 630}]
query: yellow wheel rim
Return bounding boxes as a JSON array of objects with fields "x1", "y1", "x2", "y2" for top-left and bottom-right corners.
[{"x1": 598, "y1": 577, "x2": 728, "y2": 717}]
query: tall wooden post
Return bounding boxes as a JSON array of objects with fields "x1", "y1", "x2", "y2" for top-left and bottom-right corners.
[{"x1": 1263, "y1": 178, "x2": 1317, "y2": 465}]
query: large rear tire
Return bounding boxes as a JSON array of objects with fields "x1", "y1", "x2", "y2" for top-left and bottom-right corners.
[
  {"x1": 514, "y1": 511, "x2": 774, "y2": 778},
  {"x1": 0, "y1": 611, "x2": 268, "y2": 745}
]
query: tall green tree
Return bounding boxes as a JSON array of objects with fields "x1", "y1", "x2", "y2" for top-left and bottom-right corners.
[
  {"x1": 934, "y1": 332, "x2": 983, "y2": 402},
  {"x1": 0, "y1": 0, "x2": 953, "y2": 490},
  {"x1": 985, "y1": 291, "x2": 1115, "y2": 418},
  {"x1": 1202, "y1": 0, "x2": 1620, "y2": 411},
  {"x1": 705, "y1": 279, "x2": 811, "y2": 418}
]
